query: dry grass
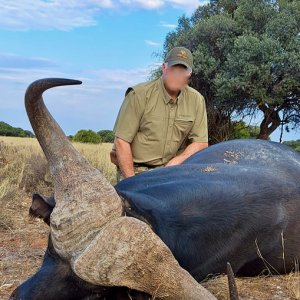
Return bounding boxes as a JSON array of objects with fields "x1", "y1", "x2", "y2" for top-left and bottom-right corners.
[
  {"x1": 0, "y1": 136, "x2": 299, "y2": 300},
  {"x1": 72, "y1": 140, "x2": 117, "y2": 185},
  {"x1": 0, "y1": 136, "x2": 117, "y2": 299},
  {"x1": 0, "y1": 137, "x2": 116, "y2": 230}
]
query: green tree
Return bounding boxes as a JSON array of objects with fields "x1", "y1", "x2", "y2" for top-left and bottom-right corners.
[
  {"x1": 156, "y1": 0, "x2": 300, "y2": 143},
  {"x1": 229, "y1": 121, "x2": 262, "y2": 139},
  {"x1": 0, "y1": 121, "x2": 34, "y2": 137},
  {"x1": 97, "y1": 130, "x2": 115, "y2": 143},
  {"x1": 73, "y1": 129, "x2": 102, "y2": 144},
  {"x1": 283, "y1": 139, "x2": 300, "y2": 152}
]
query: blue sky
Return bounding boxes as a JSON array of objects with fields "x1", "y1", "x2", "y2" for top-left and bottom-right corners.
[{"x1": 0, "y1": 0, "x2": 298, "y2": 142}]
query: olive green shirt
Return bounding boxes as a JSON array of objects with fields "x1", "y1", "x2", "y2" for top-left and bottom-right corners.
[{"x1": 113, "y1": 77, "x2": 208, "y2": 166}]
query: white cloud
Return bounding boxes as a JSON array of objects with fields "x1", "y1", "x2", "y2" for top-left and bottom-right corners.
[
  {"x1": 89, "y1": 0, "x2": 114, "y2": 8},
  {"x1": 119, "y1": 0, "x2": 164, "y2": 9},
  {"x1": 168, "y1": 0, "x2": 202, "y2": 10},
  {"x1": 0, "y1": 53, "x2": 155, "y2": 134},
  {"x1": 119, "y1": 0, "x2": 206, "y2": 11},
  {"x1": 0, "y1": 1, "x2": 100, "y2": 31},
  {"x1": 81, "y1": 67, "x2": 151, "y2": 93},
  {"x1": 0, "y1": 53, "x2": 153, "y2": 90},
  {"x1": 0, "y1": 53, "x2": 57, "y2": 69},
  {"x1": 0, "y1": 0, "x2": 209, "y2": 31},
  {"x1": 159, "y1": 21, "x2": 177, "y2": 29},
  {"x1": 145, "y1": 40, "x2": 161, "y2": 46}
]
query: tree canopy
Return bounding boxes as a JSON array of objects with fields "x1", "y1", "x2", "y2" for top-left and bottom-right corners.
[
  {"x1": 0, "y1": 121, "x2": 34, "y2": 137},
  {"x1": 158, "y1": 0, "x2": 300, "y2": 143},
  {"x1": 283, "y1": 139, "x2": 300, "y2": 151},
  {"x1": 73, "y1": 129, "x2": 102, "y2": 144},
  {"x1": 97, "y1": 130, "x2": 115, "y2": 143}
]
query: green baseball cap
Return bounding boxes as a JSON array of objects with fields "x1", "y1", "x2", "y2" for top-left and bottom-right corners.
[{"x1": 165, "y1": 47, "x2": 193, "y2": 71}]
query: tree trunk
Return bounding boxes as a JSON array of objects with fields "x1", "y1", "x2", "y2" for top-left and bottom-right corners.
[
  {"x1": 257, "y1": 106, "x2": 281, "y2": 140},
  {"x1": 191, "y1": 78, "x2": 231, "y2": 145}
]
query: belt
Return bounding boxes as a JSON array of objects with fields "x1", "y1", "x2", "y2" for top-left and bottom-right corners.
[{"x1": 133, "y1": 163, "x2": 161, "y2": 169}]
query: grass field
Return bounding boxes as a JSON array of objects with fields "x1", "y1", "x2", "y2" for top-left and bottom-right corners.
[{"x1": 0, "y1": 136, "x2": 299, "y2": 300}]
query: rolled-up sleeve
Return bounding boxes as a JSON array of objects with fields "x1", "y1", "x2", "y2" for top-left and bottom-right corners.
[
  {"x1": 188, "y1": 94, "x2": 208, "y2": 143},
  {"x1": 113, "y1": 89, "x2": 144, "y2": 143}
]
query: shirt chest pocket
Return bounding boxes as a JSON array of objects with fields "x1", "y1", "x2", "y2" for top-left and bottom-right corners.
[
  {"x1": 140, "y1": 115, "x2": 164, "y2": 141},
  {"x1": 172, "y1": 117, "x2": 194, "y2": 142}
]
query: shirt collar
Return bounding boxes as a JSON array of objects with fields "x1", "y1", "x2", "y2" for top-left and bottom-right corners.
[{"x1": 159, "y1": 77, "x2": 184, "y2": 104}]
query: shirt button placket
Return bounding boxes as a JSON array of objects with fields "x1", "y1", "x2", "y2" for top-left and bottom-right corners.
[{"x1": 164, "y1": 103, "x2": 176, "y2": 157}]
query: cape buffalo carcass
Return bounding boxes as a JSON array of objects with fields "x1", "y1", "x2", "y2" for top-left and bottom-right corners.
[{"x1": 10, "y1": 78, "x2": 300, "y2": 300}]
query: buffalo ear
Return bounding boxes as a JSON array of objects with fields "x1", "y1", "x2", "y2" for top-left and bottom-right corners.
[{"x1": 29, "y1": 193, "x2": 56, "y2": 225}]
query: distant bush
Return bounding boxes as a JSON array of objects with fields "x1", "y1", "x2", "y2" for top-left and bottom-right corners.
[
  {"x1": 283, "y1": 140, "x2": 300, "y2": 152},
  {"x1": 97, "y1": 130, "x2": 114, "y2": 143},
  {"x1": 73, "y1": 129, "x2": 101, "y2": 144},
  {"x1": 229, "y1": 121, "x2": 262, "y2": 140},
  {"x1": 0, "y1": 121, "x2": 34, "y2": 137}
]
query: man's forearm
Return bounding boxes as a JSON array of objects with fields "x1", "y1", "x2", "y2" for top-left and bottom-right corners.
[
  {"x1": 165, "y1": 142, "x2": 208, "y2": 167},
  {"x1": 115, "y1": 138, "x2": 135, "y2": 178}
]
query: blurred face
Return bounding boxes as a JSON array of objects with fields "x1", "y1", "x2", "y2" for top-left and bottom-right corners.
[{"x1": 162, "y1": 63, "x2": 192, "y2": 93}]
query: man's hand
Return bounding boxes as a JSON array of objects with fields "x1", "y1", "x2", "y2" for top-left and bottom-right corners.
[
  {"x1": 164, "y1": 156, "x2": 183, "y2": 167},
  {"x1": 165, "y1": 142, "x2": 208, "y2": 167},
  {"x1": 114, "y1": 137, "x2": 135, "y2": 178}
]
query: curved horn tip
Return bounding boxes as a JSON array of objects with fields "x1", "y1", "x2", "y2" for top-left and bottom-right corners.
[
  {"x1": 32, "y1": 78, "x2": 82, "y2": 86},
  {"x1": 25, "y1": 78, "x2": 82, "y2": 96}
]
